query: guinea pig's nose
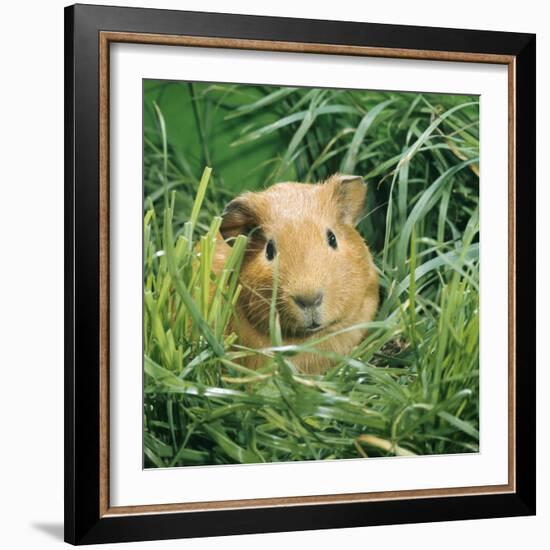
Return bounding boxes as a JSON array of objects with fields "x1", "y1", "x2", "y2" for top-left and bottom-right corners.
[{"x1": 292, "y1": 292, "x2": 323, "y2": 310}]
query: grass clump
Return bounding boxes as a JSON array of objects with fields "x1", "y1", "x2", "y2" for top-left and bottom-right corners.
[{"x1": 143, "y1": 83, "x2": 479, "y2": 467}]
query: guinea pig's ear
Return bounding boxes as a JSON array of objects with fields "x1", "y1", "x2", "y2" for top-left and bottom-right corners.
[
  {"x1": 329, "y1": 174, "x2": 367, "y2": 226},
  {"x1": 220, "y1": 195, "x2": 260, "y2": 244}
]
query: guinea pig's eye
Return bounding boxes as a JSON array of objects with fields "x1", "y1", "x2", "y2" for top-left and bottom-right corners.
[
  {"x1": 265, "y1": 240, "x2": 276, "y2": 261},
  {"x1": 327, "y1": 229, "x2": 338, "y2": 249}
]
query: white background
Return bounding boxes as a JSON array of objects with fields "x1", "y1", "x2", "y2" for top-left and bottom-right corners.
[
  {"x1": 110, "y1": 44, "x2": 509, "y2": 506},
  {"x1": 0, "y1": 0, "x2": 546, "y2": 548}
]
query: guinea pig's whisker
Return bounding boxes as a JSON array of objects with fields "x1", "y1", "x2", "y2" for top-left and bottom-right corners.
[
  {"x1": 242, "y1": 288, "x2": 272, "y2": 306},
  {"x1": 355, "y1": 200, "x2": 390, "y2": 226},
  {"x1": 245, "y1": 295, "x2": 287, "y2": 318}
]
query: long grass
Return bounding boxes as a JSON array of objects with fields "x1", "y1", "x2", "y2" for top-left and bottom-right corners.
[{"x1": 143, "y1": 83, "x2": 479, "y2": 467}]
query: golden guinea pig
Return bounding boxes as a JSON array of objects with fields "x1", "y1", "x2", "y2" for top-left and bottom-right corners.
[{"x1": 213, "y1": 174, "x2": 379, "y2": 374}]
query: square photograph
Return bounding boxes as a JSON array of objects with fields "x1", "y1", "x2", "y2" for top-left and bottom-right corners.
[{"x1": 142, "y1": 79, "x2": 480, "y2": 468}]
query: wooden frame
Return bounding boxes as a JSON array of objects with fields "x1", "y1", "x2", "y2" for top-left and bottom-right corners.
[{"x1": 65, "y1": 3, "x2": 536, "y2": 545}]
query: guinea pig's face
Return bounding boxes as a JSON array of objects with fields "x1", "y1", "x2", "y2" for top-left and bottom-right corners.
[{"x1": 220, "y1": 174, "x2": 376, "y2": 338}]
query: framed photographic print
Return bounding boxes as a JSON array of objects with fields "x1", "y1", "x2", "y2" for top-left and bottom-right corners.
[{"x1": 64, "y1": 3, "x2": 536, "y2": 545}]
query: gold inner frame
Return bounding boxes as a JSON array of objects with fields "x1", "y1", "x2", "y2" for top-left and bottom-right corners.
[{"x1": 98, "y1": 31, "x2": 517, "y2": 517}]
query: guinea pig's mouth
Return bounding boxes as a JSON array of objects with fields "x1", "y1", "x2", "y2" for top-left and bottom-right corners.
[
  {"x1": 304, "y1": 322, "x2": 323, "y2": 333},
  {"x1": 291, "y1": 318, "x2": 338, "y2": 337}
]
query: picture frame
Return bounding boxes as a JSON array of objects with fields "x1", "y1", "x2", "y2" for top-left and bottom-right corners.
[{"x1": 64, "y1": 3, "x2": 536, "y2": 545}]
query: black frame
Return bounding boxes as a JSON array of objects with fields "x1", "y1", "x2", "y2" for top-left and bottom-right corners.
[{"x1": 65, "y1": 3, "x2": 536, "y2": 545}]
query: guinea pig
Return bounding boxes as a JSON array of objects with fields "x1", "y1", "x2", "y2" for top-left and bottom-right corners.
[{"x1": 213, "y1": 174, "x2": 379, "y2": 375}]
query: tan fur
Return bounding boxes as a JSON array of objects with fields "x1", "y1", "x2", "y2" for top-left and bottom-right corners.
[{"x1": 213, "y1": 174, "x2": 379, "y2": 375}]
